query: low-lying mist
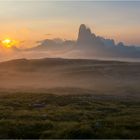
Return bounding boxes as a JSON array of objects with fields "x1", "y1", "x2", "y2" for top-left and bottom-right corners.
[
  {"x1": 0, "y1": 49, "x2": 140, "y2": 63},
  {"x1": 0, "y1": 57, "x2": 140, "y2": 97}
]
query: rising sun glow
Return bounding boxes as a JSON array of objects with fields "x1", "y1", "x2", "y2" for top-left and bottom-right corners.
[{"x1": 1, "y1": 38, "x2": 18, "y2": 48}]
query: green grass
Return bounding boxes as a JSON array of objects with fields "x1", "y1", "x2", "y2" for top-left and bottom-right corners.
[{"x1": 0, "y1": 91, "x2": 139, "y2": 139}]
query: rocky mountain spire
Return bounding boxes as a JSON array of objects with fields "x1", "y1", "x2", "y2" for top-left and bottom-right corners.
[{"x1": 77, "y1": 24, "x2": 96, "y2": 45}]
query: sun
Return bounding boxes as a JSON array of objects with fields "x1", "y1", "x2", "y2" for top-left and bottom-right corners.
[{"x1": 1, "y1": 38, "x2": 18, "y2": 48}]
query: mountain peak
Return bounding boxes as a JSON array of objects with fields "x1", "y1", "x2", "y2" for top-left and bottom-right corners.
[
  {"x1": 77, "y1": 24, "x2": 96, "y2": 45},
  {"x1": 79, "y1": 24, "x2": 87, "y2": 30}
]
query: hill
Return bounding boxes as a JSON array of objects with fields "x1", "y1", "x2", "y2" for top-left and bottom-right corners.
[
  {"x1": 0, "y1": 58, "x2": 140, "y2": 139},
  {"x1": 0, "y1": 57, "x2": 140, "y2": 98}
]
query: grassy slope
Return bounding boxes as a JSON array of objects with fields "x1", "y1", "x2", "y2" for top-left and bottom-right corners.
[
  {"x1": 0, "y1": 58, "x2": 139, "y2": 138},
  {"x1": 0, "y1": 88, "x2": 139, "y2": 139}
]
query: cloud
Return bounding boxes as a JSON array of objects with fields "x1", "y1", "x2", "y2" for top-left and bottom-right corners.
[
  {"x1": 33, "y1": 38, "x2": 75, "y2": 52},
  {"x1": 45, "y1": 34, "x2": 52, "y2": 36},
  {"x1": 30, "y1": 24, "x2": 140, "y2": 59}
]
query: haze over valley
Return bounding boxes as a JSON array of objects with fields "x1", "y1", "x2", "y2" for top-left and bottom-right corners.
[{"x1": 0, "y1": 57, "x2": 139, "y2": 98}]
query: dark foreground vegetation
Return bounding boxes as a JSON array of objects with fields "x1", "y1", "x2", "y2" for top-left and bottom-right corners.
[{"x1": 0, "y1": 88, "x2": 139, "y2": 139}]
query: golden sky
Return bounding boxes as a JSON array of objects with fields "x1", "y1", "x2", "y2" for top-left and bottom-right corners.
[{"x1": 0, "y1": 1, "x2": 140, "y2": 48}]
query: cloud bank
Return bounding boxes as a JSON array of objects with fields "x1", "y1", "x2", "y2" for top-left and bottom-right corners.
[
  {"x1": 29, "y1": 24, "x2": 140, "y2": 60},
  {"x1": 0, "y1": 24, "x2": 140, "y2": 61}
]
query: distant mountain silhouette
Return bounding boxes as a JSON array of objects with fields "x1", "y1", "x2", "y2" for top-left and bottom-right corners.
[
  {"x1": 77, "y1": 24, "x2": 103, "y2": 47},
  {"x1": 76, "y1": 24, "x2": 140, "y2": 58},
  {"x1": 29, "y1": 24, "x2": 140, "y2": 59}
]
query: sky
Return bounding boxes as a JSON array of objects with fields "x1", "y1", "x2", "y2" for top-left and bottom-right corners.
[{"x1": 0, "y1": 1, "x2": 140, "y2": 48}]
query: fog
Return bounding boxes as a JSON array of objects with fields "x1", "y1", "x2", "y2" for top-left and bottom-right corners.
[{"x1": 0, "y1": 57, "x2": 139, "y2": 95}]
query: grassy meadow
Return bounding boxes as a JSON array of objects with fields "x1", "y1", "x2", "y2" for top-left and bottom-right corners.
[{"x1": 0, "y1": 88, "x2": 139, "y2": 139}]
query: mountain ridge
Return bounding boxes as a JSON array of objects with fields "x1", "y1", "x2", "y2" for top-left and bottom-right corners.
[{"x1": 29, "y1": 24, "x2": 140, "y2": 59}]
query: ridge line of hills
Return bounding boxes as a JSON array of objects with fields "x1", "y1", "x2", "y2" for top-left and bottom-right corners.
[{"x1": 0, "y1": 57, "x2": 134, "y2": 66}]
